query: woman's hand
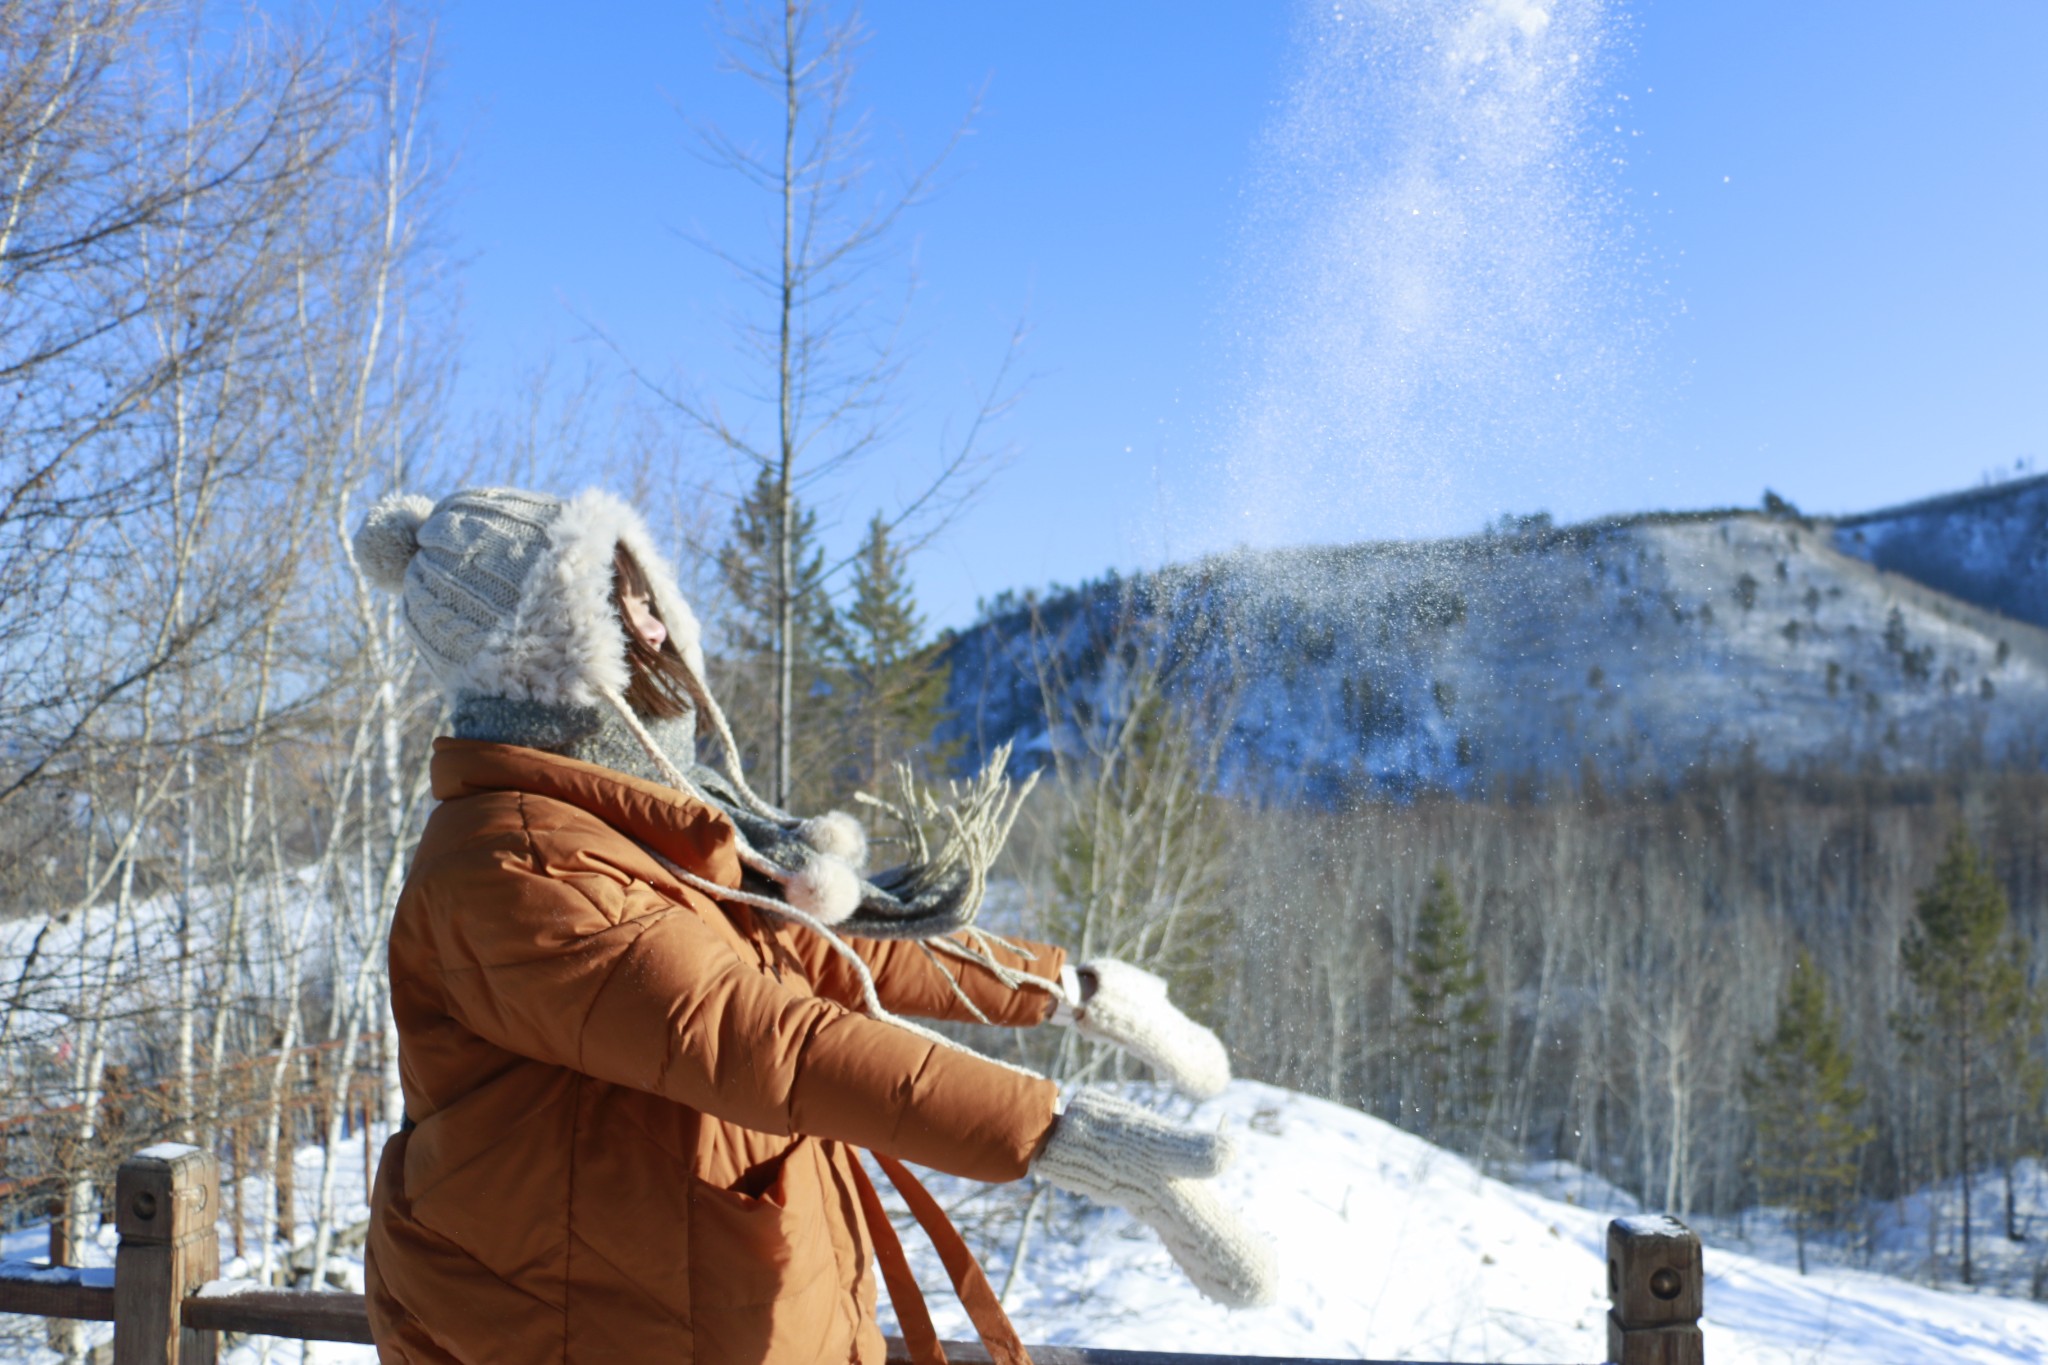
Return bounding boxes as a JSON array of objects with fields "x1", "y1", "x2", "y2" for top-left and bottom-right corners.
[
  {"x1": 1058, "y1": 959, "x2": 1232, "y2": 1100},
  {"x1": 1031, "y1": 1089, "x2": 1276, "y2": 1309}
]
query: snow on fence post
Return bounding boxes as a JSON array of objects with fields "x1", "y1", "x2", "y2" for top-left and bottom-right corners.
[
  {"x1": 1606, "y1": 1215, "x2": 1703, "y2": 1365},
  {"x1": 113, "y1": 1143, "x2": 219, "y2": 1365}
]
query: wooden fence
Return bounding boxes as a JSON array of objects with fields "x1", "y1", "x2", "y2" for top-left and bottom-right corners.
[{"x1": 0, "y1": 1144, "x2": 1705, "y2": 1365}]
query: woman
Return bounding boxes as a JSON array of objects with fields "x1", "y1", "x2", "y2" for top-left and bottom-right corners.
[{"x1": 354, "y1": 487, "x2": 1273, "y2": 1365}]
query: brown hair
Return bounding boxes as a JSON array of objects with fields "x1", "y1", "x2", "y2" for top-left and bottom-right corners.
[{"x1": 612, "y1": 545, "x2": 697, "y2": 721}]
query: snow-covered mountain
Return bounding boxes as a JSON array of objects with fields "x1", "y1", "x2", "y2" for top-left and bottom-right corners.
[
  {"x1": 943, "y1": 499, "x2": 2048, "y2": 800},
  {"x1": 1832, "y1": 474, "x2": 2048, "y2": 631}
]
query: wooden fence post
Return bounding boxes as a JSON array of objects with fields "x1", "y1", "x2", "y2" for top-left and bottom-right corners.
[
  {"x1": 44, "y1": 1194, "x2": 74, "y2": 1365},
  {"x1": 114, "y1": 1144, "x2": 219, "y2": 1365},
  {"x1": 46, "y1": 1195, "x2": 68, "y2": 1267},
  {"x1": 1606, "y1": 1215, "x2": 1703, "y2": 1365}
]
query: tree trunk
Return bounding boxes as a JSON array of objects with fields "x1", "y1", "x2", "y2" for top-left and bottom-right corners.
[
  {"x1": 1960, "y1": 1019, "x2": 1974, "y2": 1285},
  {"x1": 275, "y1": 1098, "x2": 297, "y2": 1257},
  {"x1": 231, "y1": 1119, "x2": 246, "y2": 1260},
  {"x1": 175, "y1": 750, "x2": 200, "y2": 1143},
  {"x1": 772, "y1": 1, "x2": 800, "y2": 807}
]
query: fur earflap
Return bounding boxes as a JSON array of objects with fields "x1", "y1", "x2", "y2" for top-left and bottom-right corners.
[
  {"x1": 798, "y1": 811, "x2": 869, "y2": 870},
  {"x1": 353, "y1": 493, "x2": 437, "y2": 591},
  {"x1": 452, "y1": 488, "x2": 708, "y2": 709},
  {"x1": 783, "y1": 855, "x2": 861, "y2": 925}
]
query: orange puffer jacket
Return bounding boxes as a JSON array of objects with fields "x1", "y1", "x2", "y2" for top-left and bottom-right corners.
[{"x1": 366, "y1": 739, "x2": 1063, "y2": 1365}]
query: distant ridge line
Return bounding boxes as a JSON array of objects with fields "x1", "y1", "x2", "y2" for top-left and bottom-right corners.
[{"x1": 1834, "y1": 471, "x2": 2048, "y2": 527}]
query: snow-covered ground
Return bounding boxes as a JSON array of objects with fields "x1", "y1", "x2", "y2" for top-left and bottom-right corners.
[
  {"x1": 0, "y1": 859, "x2": 358, "y2": 1083},
  {"x1": 897, "y1": 1083, "x2": 2048, "y2": 1364},
  {"x1": 8, "y1": 1080, "x2": 2048, "y2": 1363},
  {"x1": 1696, "y1": 1158, "x2": 2048, "y2": 1304}
]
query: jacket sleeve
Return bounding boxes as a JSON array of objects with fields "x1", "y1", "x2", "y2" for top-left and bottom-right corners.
[
  {"x1": 787, "y1": 928, "x2": 1066, "y2": 1027},
  {"x1": 416, "y1": 814, "x2": 1057, "y2": 1183}
]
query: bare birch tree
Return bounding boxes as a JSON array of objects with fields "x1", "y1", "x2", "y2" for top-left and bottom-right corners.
[
  {"x1": 607, "y1": 0, "x2": 1020, "y2": 803},
  {"x1": 0, "y1": 6, "x2": 451, "y2": 1340}
]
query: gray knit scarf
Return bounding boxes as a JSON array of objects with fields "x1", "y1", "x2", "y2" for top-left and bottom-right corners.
[
  {"x1": 451, "y1": 692, "x2": 702, "y2": 787},
  {"x1": 447, "y1": 693, "x2": 1032, "y2": 944}
]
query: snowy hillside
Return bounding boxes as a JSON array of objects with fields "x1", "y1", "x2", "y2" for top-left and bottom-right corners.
[
  {"x1": 944, "y1": 508, "x2": 2048, "y2": 800},
  {"x1": 0, "y1": 862, "x2": 374, "y2": 1122},
  {"x1": 1833, "y1": 474, "x2": 2048, "y2": 631},
  {"x1": 897, "y1": 1083, "x2": 2048, "y2": 1365},
  {"x1": 10, "y1": 1080, "x2": 2048, "y2": 1364}
]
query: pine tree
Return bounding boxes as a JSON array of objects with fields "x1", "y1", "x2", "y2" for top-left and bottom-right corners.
[
  {"x1": 1883, "y1": 605, "x2": 1909, "y2": 656},
  {"x1": 716, "y1": 467, "x2": 839, "y2": 804},
  {"x1": 1743, "y1": 951, "x2": 1873, "y2": 1275},
  {"x1": 1399, "y1": 863, "x2": 1496, "y2": 1150},
  {"x1": 833, "y1": 513, "x2": 953, "y2": 794},
  {"x1": 1894, "y1": 827, "x2": 2044, "y2": 1285}
]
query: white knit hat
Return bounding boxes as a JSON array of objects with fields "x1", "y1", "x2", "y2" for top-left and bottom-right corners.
[{"x1": 352, "y1": 486, "x2": 707, "y2": 706}]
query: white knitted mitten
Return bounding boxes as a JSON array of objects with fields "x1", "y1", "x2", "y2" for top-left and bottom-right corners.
[
  {"x1": 1032, "y1": 1089, "x2": 1277, "y2": 1309},
  {"x1": 1063, "y1": 959, "x2": 1231, "y2": 1100}
]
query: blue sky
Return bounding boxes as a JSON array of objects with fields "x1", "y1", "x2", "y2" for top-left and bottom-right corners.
[{"x1": 434, "y1": 1, "x2": 2048, "y2": 627}]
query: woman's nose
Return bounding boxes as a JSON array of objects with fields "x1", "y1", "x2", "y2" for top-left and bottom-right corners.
[{"x1": 642, "y1": 615, "x2": 667, "y2": 650}]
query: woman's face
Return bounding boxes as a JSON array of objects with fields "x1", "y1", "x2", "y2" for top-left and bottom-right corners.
[{"x1": 619, "y1": 583, "x2": 668, "y2": 654}]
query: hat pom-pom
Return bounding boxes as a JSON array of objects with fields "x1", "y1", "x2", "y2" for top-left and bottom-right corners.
[
  {"x1": 798, "y1": 811, "x2": 868, "y2": 870},
  {"x1": 785, "y1": 855, "x2": 861, "y2": 926},
  {"x1": 353, "y1": 493, "x2": 437, "y2": 591}
]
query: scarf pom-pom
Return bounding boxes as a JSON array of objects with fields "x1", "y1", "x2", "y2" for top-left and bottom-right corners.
[
  {"x1": 798, "y1": 811, "x2": 868, "y2": 870},
  {"x1": 785, "y1": 854, "x2": 860, "y2": 925}
]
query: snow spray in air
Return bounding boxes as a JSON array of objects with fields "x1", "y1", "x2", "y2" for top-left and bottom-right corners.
[{"x1": 1212, "y1": 0, "x2": 1634, "y2": 552}]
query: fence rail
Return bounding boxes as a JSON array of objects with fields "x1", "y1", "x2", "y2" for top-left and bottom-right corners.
[{"x1": 0, "y1": 1145, "x2": 1705, "y2": 1365}]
